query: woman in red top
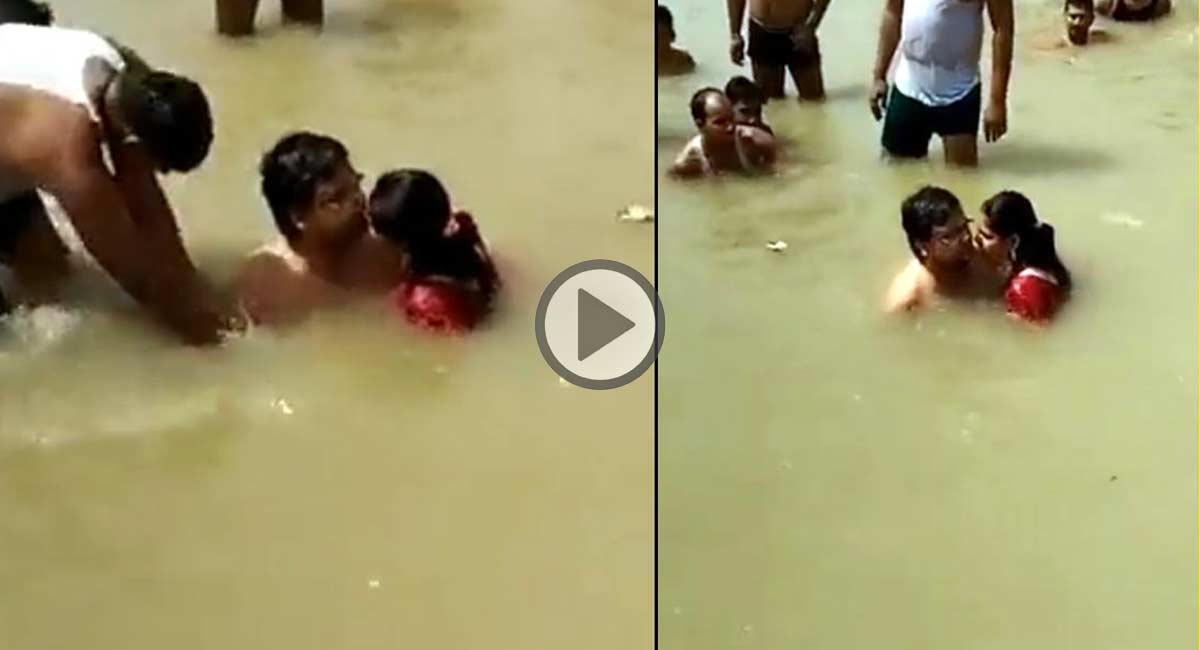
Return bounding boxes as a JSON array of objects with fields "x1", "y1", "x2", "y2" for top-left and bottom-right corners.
[
  {"x1": 974, "y1": 191, "x2": 1073, "y2": 323},
  {"x1": 368, "y1": 169, "x2": 500, "y2": 334}
]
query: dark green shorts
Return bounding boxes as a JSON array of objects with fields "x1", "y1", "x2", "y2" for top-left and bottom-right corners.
[{"x1": 881, "y1": 84, "x2": 981, "y2": 158}]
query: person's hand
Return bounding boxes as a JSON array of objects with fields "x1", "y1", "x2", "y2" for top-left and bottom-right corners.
[
  {"x1": 868, "y1": 78, "x2": 888, "y2": 121},
  {"x1": 730, "y1": 33, "x2": 745, "y2": 65},
  {"x1": 791, "y1": 25, "x2": 817, "y2": 54},
  {"x1": 983, "y1": 100, "x2": 1008, "y2": 143}
]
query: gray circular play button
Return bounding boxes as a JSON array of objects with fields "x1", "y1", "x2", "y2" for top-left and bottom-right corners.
[{"x1": 535, "y1": 259, "x2": 665, "y2": 390}]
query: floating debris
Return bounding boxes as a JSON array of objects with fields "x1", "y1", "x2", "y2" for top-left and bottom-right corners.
[
  {"x1": 765, "y1": 240, "x2": 788, "y2": 252},
  {"x1": 1100, "y1": 212, "x2": 1145, "y2": 229},
  {"x1": 617, "y1": 204, "x2": 654, "y2": 223},
  {"x1": 1110, "y1": 475, "x2": 1118, "y2": 482},
  {"x1": 272, "y1": 398, "x2": 294, "y2": 415},
  {"x1": 368, "y1": 579, "x2": 381, "y2": 589}
]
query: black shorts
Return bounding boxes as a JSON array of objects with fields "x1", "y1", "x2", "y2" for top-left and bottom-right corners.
[
  {"x1": 880, "y1": 84, "x2": 981, "y2": 159},
  {"x1": 747, "y1": 20, "x2": 820, "y2": 69},
  {"x1": 0, "y1": 192, "x2": 40, "y2": 315}
]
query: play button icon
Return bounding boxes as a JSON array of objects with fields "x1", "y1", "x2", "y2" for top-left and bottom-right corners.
[
  {"x1": 577, "y1": 289, "x2": 635, "y2": 361},
  {"x1": 535, "y1": 260, "x2": 665, "y2": 389}
]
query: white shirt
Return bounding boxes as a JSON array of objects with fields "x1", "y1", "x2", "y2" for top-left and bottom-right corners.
[{"x1": 893, "y1": 0, "x2": 984, "y2": 106}]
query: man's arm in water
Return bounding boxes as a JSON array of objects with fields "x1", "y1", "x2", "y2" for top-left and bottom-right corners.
[
  {"x1": 669, "y1": 142, "x2": 704, "y2": 178},
  {"x1": 737, "y1": 126, "x2": 777, "y2": 167},
  {"x1": 49, "y1": 125, "x2": 232, "y2": 344}
]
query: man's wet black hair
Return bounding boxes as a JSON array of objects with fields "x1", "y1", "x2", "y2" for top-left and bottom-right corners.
[
  {"x1": 0, "y1": 0, "x2": 53, "y2": 25},
  {"x1": 118, "y1": 70, "x2": 213, "y2": 173},
  {"x1": 901, "y1": 185, "x2": 962, "y2": 259},
  {"x1": 259, "y1": 131, "x2": 350, "y2": 241}
]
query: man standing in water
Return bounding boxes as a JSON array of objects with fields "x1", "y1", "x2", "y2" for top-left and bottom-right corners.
[
  {"x1": 727, "y1": 0, "x2": 834, "y2": 101},
  {"x1": 868, "y1": 0, "x2": 1014, "y2": 167},
  {"x1": 0, "y1": 24, "x2": 242, "y2": 344},
  {"x1": 216, "y1": 0, "x2": 323, "y2": 36}
]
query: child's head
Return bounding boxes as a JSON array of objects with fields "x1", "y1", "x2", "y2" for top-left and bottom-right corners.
[
  {"x1": 901, "y1": 186, "x2": 973, "y2": 268},
  {"x1": 368, "y1": 169, "x2": 453, "y2": 245},
  {"x1": 980, "y1": 190, "x2": 1072, "y2": 289},
  {"x1": 724, "y1": 76, "x2": 765, "y2": 126},
  {"x1": 689, "y1": 88, "x2": 735, "y2": 143},
  {"x1": 259, "y1": 131, "x2": 367, "y2": 248},
  {"x1": 1064, "y1": 0, "x2": 1095, "y2": 45},
  {"x1": 656, "y1": 5, "x2": 675, "y2": 50}
]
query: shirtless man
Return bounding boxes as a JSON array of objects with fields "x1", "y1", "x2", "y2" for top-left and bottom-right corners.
[
  {"x1": 216, "y1": 0, "x2": 322, "y2": 37},
  {"x1": 885, "y1": 185, "x2": 995, "y2": 312},
  {"x1": 237, "y1": 132, "x2": 405, "y2": 327},
  {"x1": 670, "y1": 88, "x2": 777, "y2": 178},
  {"x1": 869, "y1": 0, "x2": 1014, "y2": 168},
  {"x1": 727, "y1": 0, "x2": 834, "y2": 101},
  {"x1": 1096, "y1": 0, "x2": 1170, "y2": 21},
  {"x1": 0, "y1": 24, "x2": 241, "y2": 344}
]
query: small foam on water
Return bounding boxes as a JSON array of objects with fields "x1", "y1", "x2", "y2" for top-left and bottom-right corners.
[{"x1": 2, "y1": 305, "x2": 84, "y2": 352}]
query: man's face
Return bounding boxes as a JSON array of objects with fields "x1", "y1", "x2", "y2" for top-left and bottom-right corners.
[
  {"x1": 301, "y1": 162, "x2": 367, "y2": 249},
  {"x1": 1065, "y1": 3, "x2": 1094, "y2": 44},
  {"x1": 698, "y1": 94, "x2": 736, "y2": 143},
  {"x1": 924, "y1": 210, "x2": 974, "y2": 268}
]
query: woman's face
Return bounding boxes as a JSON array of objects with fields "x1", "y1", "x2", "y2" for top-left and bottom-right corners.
[{"x1": 973, "y1": 220, "x2": 1014, "y2": 268}]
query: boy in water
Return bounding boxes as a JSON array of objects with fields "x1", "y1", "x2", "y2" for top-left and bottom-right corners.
[
  {"x1": 727, "y1": 0, "x2": 834, "y2": 101},
  {"x1": 657, "y1": 5, "x2": 696, "y2": 76},
  {"x1": 725, "y1": 76, "x2": 774, "y2": 135},
  {"x1": 670, "y1": 88, "x2": 776, "y2": 178},
  {"x1": 236, "y1": 132, "x2": 403, "y2": 326},
  {"x1": 884, "y1": 186, "x2": 992, "y2": 312}
]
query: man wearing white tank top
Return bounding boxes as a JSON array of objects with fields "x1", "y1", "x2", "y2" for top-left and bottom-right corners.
[
  {"x1": 0, "y1": 23, "x2": 243, "y2": 344},
  {"x1": 868, "y1": 0, "x2": 1014, "y2": 167}
]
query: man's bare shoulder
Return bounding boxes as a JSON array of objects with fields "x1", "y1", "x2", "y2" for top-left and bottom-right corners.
[{"x1": 884, "y1": 259, "x2": 933, "y2": 313}]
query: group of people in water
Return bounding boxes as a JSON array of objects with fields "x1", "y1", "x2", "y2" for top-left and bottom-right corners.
[
  {"x1": 657, "y1": 0, "x2": 1172, "y2": 324},
  {"x1": 0, "y1": 1, "x2": 500, "y2": 346}
]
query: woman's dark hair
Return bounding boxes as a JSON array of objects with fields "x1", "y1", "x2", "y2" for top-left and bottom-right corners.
[
  {"x1": 259, "y1": 132, "x2": 350, "y2": 241},
  {"x1": 724, "y1": 76, "x2": 764, "y2": 105},
  {"x1": 369, "y1": 170, "x2": 496, "y2": 296},
  {"x1": 118, "y1": 69, "x2": 213, "y2": 173},
  {"x1": 0, "y1": 0, "x2": 53, "y2": 24},
  {"x1": 982, "y1": 190, "x2": 1073, "y2": 291},
  {"x1": 368, "y1": 169, "x2": 452, "y2": 245},
  {"x1": 900, "y1": 185, "x2": 962, "y2": 260}
]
